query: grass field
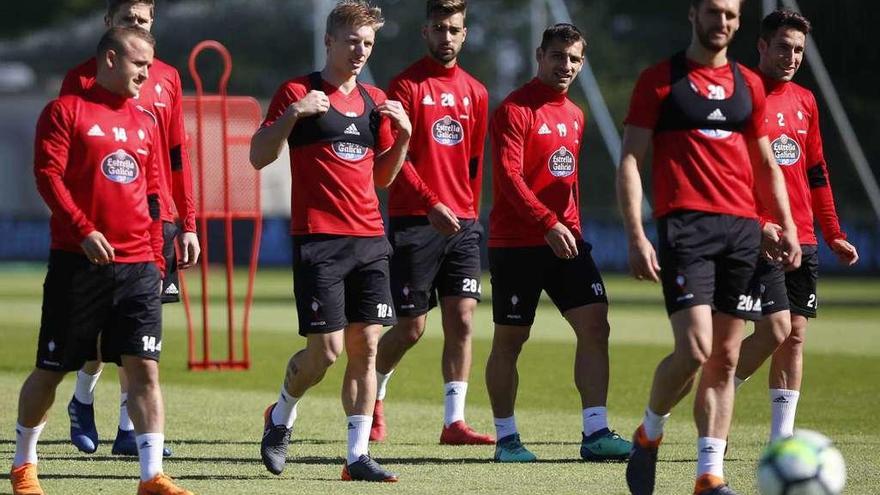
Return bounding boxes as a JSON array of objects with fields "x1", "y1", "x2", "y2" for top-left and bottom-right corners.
[{"x1": 0, "y1": 264, "x2": 878, "y2": 494}]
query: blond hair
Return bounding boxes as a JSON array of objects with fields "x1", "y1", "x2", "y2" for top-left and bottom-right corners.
[{"x1": 326, "y1": 0, "x2": 385, "y2": 36}]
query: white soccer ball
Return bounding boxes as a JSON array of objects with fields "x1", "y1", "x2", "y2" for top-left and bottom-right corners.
[{"x1": 756, "y1": 429, "x2": 846, "y2": 495}]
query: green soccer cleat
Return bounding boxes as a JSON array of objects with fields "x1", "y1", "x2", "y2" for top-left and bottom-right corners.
[
  {"x1": 580, "y1": 428, "x2": 632, "y2": 462},
  {"x1": 493, "y1": 434, "x2": 537, "y2": 463}
]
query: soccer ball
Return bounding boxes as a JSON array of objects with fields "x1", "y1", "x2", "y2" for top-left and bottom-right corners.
[{"x1": 757, "y1": 429, "x2": 846, "y2": 495}]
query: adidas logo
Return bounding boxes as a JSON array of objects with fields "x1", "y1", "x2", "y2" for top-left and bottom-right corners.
[
  {"x1": 422, "y1": 94, "x2": 435, "y2": 105},
  {"x1": 164, "y1": 283, "x2": 179, "y2": 295},
  {"x1": 773, "y1": 396, "x2": 789, "y2": 404},
  {"x1": 16, "y1": 428, "x2": 22, "y2": 436},
  {"x1": 87, "y1": 124, "x2": 105, "y2": 137},
  {"x1": 588, "y1": 413, "x2": 600, "y2": 418},
  {"x1": 538, "y1": 123, "x2": 551, "y2": 135},
  {"x1": 707, "y1": 108, "x2": 727, "y2": 121},
  {"x1": 139, "y1": 441, "x2": 152, "y2": 450},
  {"x1": 344, "y1": 123, "x2": 360, "y2": 136},
  {"x1": 700, "y1": 446, "x2": 717, "y2": 453},
  {"x1": 446, "y1": 389, "x2": 459, "y2": 396},
  {"x1": 347, "y1": 422, "x2": 355, "y2": 430}
]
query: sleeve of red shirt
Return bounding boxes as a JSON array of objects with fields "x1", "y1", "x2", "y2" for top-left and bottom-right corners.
[
  {"x1": 261, "y1": 81, "x2": 301, "y2": 129},
  {"x1": 145, "y1": 131, "x2": 165, "y2": 275},
  {"x1": 491, "y1": 103, "x2": 557, "y2": 232},
  {"x1": 469, "y1": 86, "x2": 489, "y2": 213},
  {"x1": 168, "y1": 70, "x2": 197, "y2": 232},
  {"x1": 33, "y1": 99, "x2": 96, "y2": 242},
  {"x1": 387, "y1": 77, "x2": 440, "y2": 208},
  {"x1": 745, "y1": 70, "x2": 768, "y2": 139},
  {"x1": 805, "y1": 93, "x2": 845, "y2": 245},
  {"x1": 623, "y1": 66, "x2": 664, "y2": 129}
]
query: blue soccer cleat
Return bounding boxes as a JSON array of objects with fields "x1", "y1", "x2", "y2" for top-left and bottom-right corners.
[
  {"x1": 68, "y1": 397, "x2": 98, "y2": 454},
  {"x1": 112, "y1": 428, "x2": 173, "y2": 457},
  {"x1": 580, "y1": 428, "x2": 632, "y2": 462},
  {"x1": 493, "y1": 433, "x2": 537, "y2": 463}
]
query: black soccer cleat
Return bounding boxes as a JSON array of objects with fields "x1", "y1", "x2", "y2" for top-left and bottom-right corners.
[
  {"x1": 341, "y1": 454, "x2": 399, "y2": 482},
  {"x1": 260, "y1": 403, "x2": 292, "y2": 475},
  {"x1": 695, "y1": 483, "x2": 739, "y2": 495},
  {"x1": 626, "y1": 425, "x2": 661, "y2": 495}
]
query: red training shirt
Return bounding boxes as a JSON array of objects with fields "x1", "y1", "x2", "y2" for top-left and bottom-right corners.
[
  {"x1": 489, "y1": 78, "x2": 585, "y2": 248},
  {"x1": 759, "y1": 75, "x2": 845, "y2": 246},
  {"x1": 61, "y1": 57, "x2": 197, "y2": 233},
  {"x1": 34, "y1": 84, "x2": 164, "y2": 270},
  {"x1": 262, "y1": 75, "x2": 394, "y2": 236},
  {"x1": 625, "y1": 57, "x2": 768, "y2": 219},
  {"x1": 386, "y1": 56, "x2": 489, "y2": 218}
]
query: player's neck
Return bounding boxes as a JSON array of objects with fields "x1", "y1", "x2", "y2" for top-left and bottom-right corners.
[
  {"x1": 320, "y1": 67, "x2": 359, "y2": 95},
  {"x1": 428, "y1": 54, "x2": 457, "y2": 69},
  {"x1": 686, "y1": 42, "x2": 728, "y2": 68}
]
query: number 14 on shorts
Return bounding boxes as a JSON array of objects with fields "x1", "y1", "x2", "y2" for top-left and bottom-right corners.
[{"x1": 142, "y1": 336, "x2": 162, "y2": 352}]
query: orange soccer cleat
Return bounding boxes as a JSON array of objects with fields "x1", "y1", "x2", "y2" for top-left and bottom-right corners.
[
  {"x1": 137, "y1": 473, "x2": 194, "y2": 495},
  {"x1": 10, "y1": 463, "x2": 44, "y2": 495}
]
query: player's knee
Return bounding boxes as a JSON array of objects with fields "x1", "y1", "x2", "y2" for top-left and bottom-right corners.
[
  {"x1": 767, "y1": 315, "x2": 792, "y2": 347},
  {"x1": 674, "y1": 344, "x2": 710, "y2": 370},
  {"x1": 399, "y1": 318, "x2": 427, "y2": 346},
  {"x1": 577, "y1": 320, "x2": 611, "y2": 347}
]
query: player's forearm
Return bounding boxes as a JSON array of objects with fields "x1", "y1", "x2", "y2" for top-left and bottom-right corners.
[
  {"x1": 374, "y1": 134, "x2": 410, "y2": 188},
  {"x1": 170, "y1": 149, "x2": 197, "y2": 232},
  {"x1": 250, "y1": 109, "x2": 299, "y2": 169},
  {"x1": 35, "y1": 170, "x2": 95, "y2": 240},
  {"x1": 398, "y1": 161, "x2": 440, "y2": 208},
  {"x1": 499, "y1": 166, "x2": 557, "y2": 231},
  {"x1": 810, "y1": 185, "x2": 845, "y2": 244},
  {"x1": 617, "y1": 157, "x2": 647, "y2": 241},
  {"x1": 760, "y1": 159, "x2": 797, "y2": 233}
]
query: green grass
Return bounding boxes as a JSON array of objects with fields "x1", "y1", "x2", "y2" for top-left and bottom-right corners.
[{"x1": 0, "y1": 265, "x2": 878, "y2": 494}]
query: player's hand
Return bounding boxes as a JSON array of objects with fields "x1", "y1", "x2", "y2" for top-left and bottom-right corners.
[
  {"x1": 178, "y1": 231, "x2": 201, "y2": 269},
  {"x1": 761, "y1": 222, "x2": 784, "y2": 262},
  {"x1": 427, "y1": 202, "x2": 460, "y2": 236},
  {"x1": 81, "y1": 231, "x2": 115, "y2": 265},
  {"x1": 628, "y1": 235, "x2": 660, "y2": 282},
  {"x1": 290, "y1": 90, "x2": 329, "y2": 118},
  {"x1": 377, "y1": 100, "x2": 412, "y2": 139},
  {"x1": 779, "y1": 229, "x2": 802, "y2": 272},
  {"x1": 545, "y1": 222, "x2": 579, "y2": 260},
  {"x1": 830, "y1": 238, "x2": 859, "y2": 266}
]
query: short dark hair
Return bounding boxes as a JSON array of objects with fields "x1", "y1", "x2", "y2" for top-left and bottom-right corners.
[
  {"x1": 540, "y1": 23, "x2": 586, "y2": 54},
  {"x1": 96, "y1": 26, "x2": 155, "y2": 57},
  {"x1": 106, "y1": 0, "x2": 155, "y2": 18},
  {"x1": 760, "y1": 9, "x2": 812, "y2": 42},
  {"x1": 690, "y1": 0, "x2": 745, "y2": 8},
  {"x1": 426, "y1": 0, "x2": 467, "y2": 19}
]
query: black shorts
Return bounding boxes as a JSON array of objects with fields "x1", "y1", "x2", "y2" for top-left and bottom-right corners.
[
  {"x1": 657, "y1": 211, "x2": 762, "y2": 320},
  {"x1": 36, "y1": 250, "x2": 163, "y2": 372},
  {"x1": 160, "y1": 221, "x2": 180, "y2": 304},
  {"x1": 389, "y1": 217, "x2": 483, "y2": 317},
  {"x1": 756, "y1": 244, "x2": 819, "y2": 318},
  {"x1": 489, "y1": 241, "x2": 608, "y2": 326},
  {"x1": 292, "y1": 235, "x2": 396, "y2": 335}
]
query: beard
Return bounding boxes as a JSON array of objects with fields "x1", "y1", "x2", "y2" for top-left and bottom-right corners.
[
  {"x1": 429, "y1": 44, "x2": 458, "y2": 64},
  {"x1": 695, "y1": 17, "x2": 733, "y2": 52}
]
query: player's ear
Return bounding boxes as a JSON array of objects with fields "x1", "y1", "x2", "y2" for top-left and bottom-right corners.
[
  {"x1": 104, "y1": 14, "x2": 112, "y2": 28},
  {"x1": 757, "y1": 37, "x2": 768, "y2": 57},
  {"x1": 421, "y1": 22, "x2": 429, "y2": 41},
  {"x1": 535, "y1": 47, "x2": 543, "y2": 64}
]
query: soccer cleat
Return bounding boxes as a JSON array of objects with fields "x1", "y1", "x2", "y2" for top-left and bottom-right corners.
[
  {"x1": 136, "y1": 473, "x2": 194, "y2": 495},
  {"x1": 626, "y1": 425, "x2": 662, "y2": 495},
  {"x1": 369, "y1": 399, "x2": 386, "y2": 442},
  {"x1": 260, "y1": 403, "x2": 292, "y2": 475},
  {"x1": 493, "y1": 433, "x2": 537, "y2": 462},
  {"x1": 341, "y1": 454, "x2": 399, "y2": 482},
  {"x1": 68, "y1": 397, "x2": 98, "y2": 453},
  {"x1": 111, "y1": 428, "x2": 173, "y2": 457},
  {"x1": 440, "y1": 420, "x2": 495, "y2": 445},
  {"x1": 10, "y1": 463, "x2": 44, "y2": 495},
  {"x1": 694, "y1": 474, "x2": 738, "y2": 495},
  {"x1": 580, "y1": 428, "x2": 632, "y2": 462}
]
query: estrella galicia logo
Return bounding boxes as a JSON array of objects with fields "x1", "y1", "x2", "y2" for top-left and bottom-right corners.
[
  {"x1": 431, "y1": 115, "x2": 464, "y2": 146},
  {"x1": 548, "y1": 146, "x2": 576, "y2": 178},
  {"x1": 771, "y1": 133, "x2": 801, "y2": 166},
  {"x1": 332, "y1": 141, "x2": 368, "y2": 161},
  {"x1": 101, "y1": 149, "x2": 139, "y2": 184}
]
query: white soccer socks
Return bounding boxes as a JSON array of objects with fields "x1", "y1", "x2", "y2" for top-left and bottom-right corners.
[
  {"x1": 136, "y1": 432, "x2": 164, "y2": 481},
  {"x1": 493, "y1": 415, "x2": 518, "y2": 440},
  {"x1": 119, "y1": 392, "x2": 135, "y2": 431},
  {"x1": 582, "y1": 406, "x2": 608, "y2": 437},
  {"x1": 271, "y1": 388, "x2": 300, "y2": 429},
  {"x1": 346, "y1": 415, "x2": 372, "y2": 464},
  {"x1": 769, "y1": 388, "x2": 800, "y2": 441},
  {"x1": 74, "y1": 369, "x2": 102, "y2": 405},
  {"x1": 696, "y1": 436, "x2": 727, "y2": 478},
  {"x1": 13, "y1": 422, "x2": 45, "y2": 468},
  {"x1": 444, "y1": 381, "x2": 468, "y2": 427},
  {"x1": 376, "y1": 370, "x2": 394, "y2": 401},
  {"x1": 642, "y1": 408, "x2": 670, "y2": 441}
]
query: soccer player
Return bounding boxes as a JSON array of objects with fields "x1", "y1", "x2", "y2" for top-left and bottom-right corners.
[
  {"x1": 10, "y1": 27, "x2": 192, "y2": 495},
  {"x1": 61, "y1": 0, "x2": 199, "y2": 458},
  {"x1": 371, "y1": 0, "x2": 493, "y2": 445},
  {"x1": 618, "y1": 0, "x2": 802, "y2": 493},
  {"x1": 734, "y1": 9, "x2": 859, "y2": 442},
  {"x1": 484, "y1": 23, "x2": 632, "y2": 463},
  {"x1": 249, "y1": 0, "x2": 411, "y2": 483}
]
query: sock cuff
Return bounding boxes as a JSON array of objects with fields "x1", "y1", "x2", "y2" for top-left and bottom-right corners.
[
  {"x1": 769, "y1": 388, "x2": 800, "y2": 397},
  {"x1": 16, "y1": 422, "x2": 46, "y2": 434},
  {"x1": 646, "y1": 407, "x2": 671, "y2": 420},
  {"x1": 583, "y1": 406, "x2": 607, "y2": 414},
  {"x1": 347, "y1": 415, "x2": 371, "y2": 424},
  {"x1": 377, "y1": 369, "x2": 394, "y2": 379},
  {"x1": 78, "y1": 369, "x2": 102, "y2": 380}
]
